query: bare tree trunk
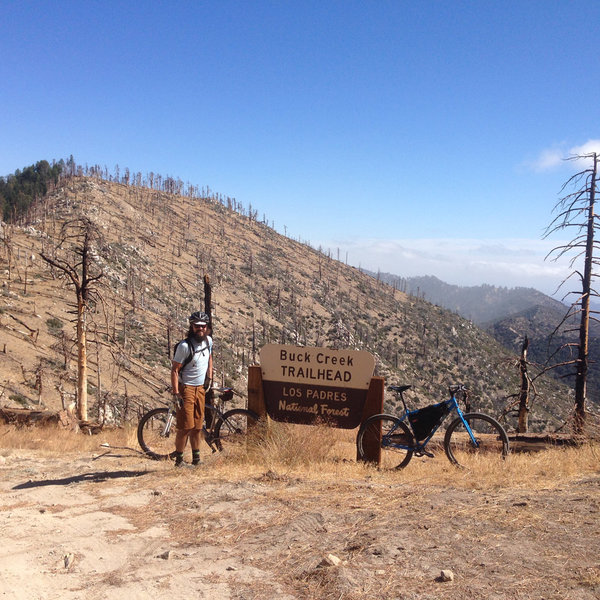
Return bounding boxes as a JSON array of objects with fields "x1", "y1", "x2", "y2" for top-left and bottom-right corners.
[
  {"x1": 518, "y1": 337, "x2": 529, "y2": 433},
  {"x1": 76, "y1": 299, "x2": 88, "y2": 421},
  {"x1": 545, "y1": 152, "x2": 599, "y2": 436},
  {"x1": 95, "y1": 328, "x2": 102, "y2": 423},
  {"x1": 204, "y1": 275, "x2": 212, "y2": 323},
  {"x1": 574, "y1": 155, "x2": 597, "y2": 433}
]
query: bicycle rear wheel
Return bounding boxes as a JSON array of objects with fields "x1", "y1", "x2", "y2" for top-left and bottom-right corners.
[
  {"x1": 444, "y1": 413, "x2": 509, "y2": 468},
  {"x1": 213, "y1": 408, "x2": 259, "y2": 452},
  {"x1": 356, "y1": 414, "x2": 414, "y2": 469},
  {"x1": 137, "y1": 407, "x2": 177, "y2": 460}
]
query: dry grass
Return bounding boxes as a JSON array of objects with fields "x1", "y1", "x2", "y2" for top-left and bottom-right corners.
[
  {"x1": 0, "y1": 422, "x2": 138, "y2": 456},
  {"x1": 2, "y1": 422, "x2": 599, "y2": 600},
  {"x1": 241, "y1": 421, "x2": 357, "y2": 468},
  {"x1": 202, "y1": 420, "x2": 600, "y2": 491},
  {"x1": 149, "y1": 431, "x2": 600, "y2": 600},
  {"x1": 2, "y1": 421, "x2": 599, "y2": 490}
]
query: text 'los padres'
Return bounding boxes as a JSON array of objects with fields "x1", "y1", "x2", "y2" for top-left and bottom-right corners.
[{"x1": 282, "y1": 386, "x2": 348, "y2": 402}]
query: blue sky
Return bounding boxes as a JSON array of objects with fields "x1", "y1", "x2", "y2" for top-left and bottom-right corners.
[{"x1": 2, "y1": 1, "x2": 599, "y2": 295}]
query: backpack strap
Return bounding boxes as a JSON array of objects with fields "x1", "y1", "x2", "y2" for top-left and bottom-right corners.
[
  {"x1": 177, "y1": 338, "x2": 211, "y2": 382},
  {"x1": 180, "y1": 338, "x2": 211, "y2": 371},
  {"x1": 179, "y1": 337, "x2": 195, "y2": 373}
]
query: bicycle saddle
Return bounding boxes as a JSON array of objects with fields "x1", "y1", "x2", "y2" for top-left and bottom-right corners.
[{"x1": 388, "y1": 385, "x2": 412, "y2": 393}]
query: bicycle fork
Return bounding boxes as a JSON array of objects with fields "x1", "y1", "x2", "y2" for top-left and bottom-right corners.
[
  {"x1": 457, "y1": 413, "x2": 480, "y2": 447},
  {"x1": 162, "y1": 410, "x2": 176, "y2": 438}
]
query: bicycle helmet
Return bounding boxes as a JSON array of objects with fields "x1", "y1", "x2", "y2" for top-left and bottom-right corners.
[{"x1": 189, "y1": 311, "x2": 210, "y2": 325}]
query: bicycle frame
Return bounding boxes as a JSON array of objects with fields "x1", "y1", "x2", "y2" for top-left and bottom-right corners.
[{"x1": 385, "y1": 389, "x2": 479, "y2": 452}]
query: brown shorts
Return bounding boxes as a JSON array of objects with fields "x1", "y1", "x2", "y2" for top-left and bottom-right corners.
[{"x1": 176, "y1": 384, "x2": 205, "y2": 430}]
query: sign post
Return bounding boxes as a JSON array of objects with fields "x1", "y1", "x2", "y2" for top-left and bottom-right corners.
[
  {"x1": 358, "y1": 376, "x2": 385, "y2": 463},
  {"x1": 248, "y1": 365, "x2": 266, "y2": 419}
]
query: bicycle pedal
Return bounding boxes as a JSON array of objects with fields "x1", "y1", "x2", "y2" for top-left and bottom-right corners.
[{"x1": 415, "y1": 450, "x2": 435, "y2": 458}]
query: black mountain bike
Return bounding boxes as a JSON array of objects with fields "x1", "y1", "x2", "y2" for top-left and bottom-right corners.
[{"x1": 137, "y1": 387, "x2": 259, "y2": 460}]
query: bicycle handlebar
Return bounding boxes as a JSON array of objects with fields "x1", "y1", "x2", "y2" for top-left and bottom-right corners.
[{"x1": 448, "y1": 384, "x2": 468, "y2": 395}]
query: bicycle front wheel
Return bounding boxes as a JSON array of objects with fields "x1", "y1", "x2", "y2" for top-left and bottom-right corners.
[
  {"x1": 137, "y1": 407, "x2": 177, "y2": 460},
  {"x1": 444, "y1": 412, "x2": 509, "y2": 468},
  {"x1": 213, "y1": 409, "x2": 259, "y2": 452},
  {"x1": 357, "y1": 414, "x2": 414, "y2": 469}
]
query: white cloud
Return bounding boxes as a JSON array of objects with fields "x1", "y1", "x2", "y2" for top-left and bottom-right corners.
[
  {"x1": 569, "y1": 139, "x2": 600, "y2": 160},
  {"x1": 528, "y1": 139, "x2": 600, "y2": 172},
  {"x1": 317, "y1": 236, "x2": 575, "y2": 296},
  {"x1": 528, "y1": 147, "x2": 565, "y2": 172}
]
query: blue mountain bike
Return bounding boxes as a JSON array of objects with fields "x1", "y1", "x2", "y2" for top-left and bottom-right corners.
[{"x1": 356, "y1": 384, "x2": 509, "y2": 469}]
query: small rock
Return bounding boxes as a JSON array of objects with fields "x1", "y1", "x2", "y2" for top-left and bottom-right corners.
[
  {"x1": 226, "y1": 566, "x2": 237, "y2": 571},
  {"x1": 157, "y1": 550, "x2": 172, "y2": 560},
  {"x1": 319, "y1": 554, "x2": 342, "y2": 567},
  {"x1": 438, "y1": 569, "x2": 454, "y2": 582},
  {"x1": 64, "y1": 553, "x2": 75, "y2": 569}
]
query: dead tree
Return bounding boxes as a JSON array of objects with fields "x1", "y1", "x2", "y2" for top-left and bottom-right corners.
[
  {"x1": 41, "y1": 217, "x2": 103, "y2": 422},
  {"x1": 204, "y1": 275, "x2": 212, "y2": 325},
  {"x1": 545, "y1": 152, "x2": 599, "y2": 434},
  {"x1": 517, "y1": 337, "x2": 530, "y2": 432}
]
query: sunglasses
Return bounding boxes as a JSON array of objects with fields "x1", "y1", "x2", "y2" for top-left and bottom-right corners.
[{"x1": 193, "y1": 323, "x2": 208, "y2": 328}]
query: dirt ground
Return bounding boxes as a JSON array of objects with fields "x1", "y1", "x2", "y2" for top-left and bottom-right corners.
[{"x1": 1, "y1": 444, "x2": 599, "y2": 600}]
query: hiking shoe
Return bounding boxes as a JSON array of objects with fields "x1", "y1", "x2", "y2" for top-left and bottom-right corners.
[
  {"x1": 192, "y1": 459, "x2": 203, "y2": 466},
  {"x1": 174, "y1": 460, "x2": 192, "y2": 469}
]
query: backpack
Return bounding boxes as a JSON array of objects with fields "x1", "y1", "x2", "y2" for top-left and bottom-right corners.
[
  {"x1": 173, "y1": 337, "x2": 210, "y2": 381},
  {"x1": 173, "y1": 337, "x2": 194, "y2": 372}
]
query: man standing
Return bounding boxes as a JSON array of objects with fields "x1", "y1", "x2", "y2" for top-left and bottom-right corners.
[{"x1": 171, "y1": 311, "x2": 213, "y2": 467}]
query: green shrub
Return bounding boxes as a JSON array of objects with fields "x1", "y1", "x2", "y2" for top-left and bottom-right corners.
[
  {"x1": 9, "y1": 393, "x2": 29, "y2": 407},
  {"x1": 46, "y1": 317, "x2": 64, "y2": 335}
]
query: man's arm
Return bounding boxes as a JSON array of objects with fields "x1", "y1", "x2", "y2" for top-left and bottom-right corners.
[{"x1": 171, "y1": 361, "x2": 182, "y2": 396}]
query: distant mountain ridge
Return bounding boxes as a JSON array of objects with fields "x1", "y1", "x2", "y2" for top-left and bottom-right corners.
[
  {"x1": 367, "y1": 272, "x2": 598, "y2": 406},
  {"x1": 368, "y1": 273, "x2": 566, "y2": 325},
  {"x1": 488, "y1": 304, "x2": 600, "y2": 405}
]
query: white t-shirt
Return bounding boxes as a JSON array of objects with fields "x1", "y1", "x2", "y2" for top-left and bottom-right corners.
[{"x1": 173, "y1": 336, "x2": 212, "y2": 386}]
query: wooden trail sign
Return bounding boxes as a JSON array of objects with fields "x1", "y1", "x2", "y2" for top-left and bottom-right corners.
[{"x1": 259, "y1": 344, "x2": 375, "y2": 429}]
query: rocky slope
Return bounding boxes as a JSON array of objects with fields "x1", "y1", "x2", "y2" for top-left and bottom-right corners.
[{"x1": 0, "y1": 177, "x2": 575, "y2": 431}]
